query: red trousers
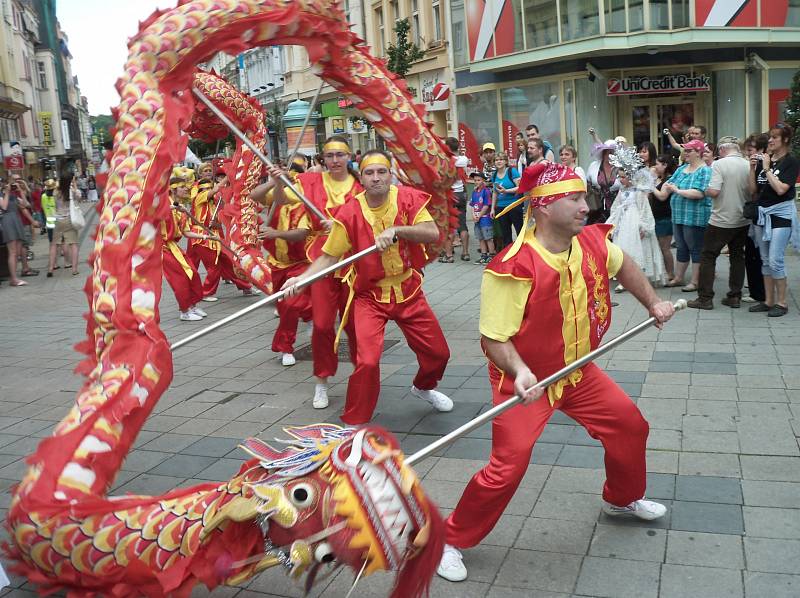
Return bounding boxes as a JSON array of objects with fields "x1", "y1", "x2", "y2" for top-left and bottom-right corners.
[
  {"x1": 341, "y1": 291, "x2": 450, "y2": 425},
  {"x1": 445, "y1": 363, "x2": 649, "y2": 548},
  {"x1": 271, "y1": 263, "x2": 312, "y2": 353},
  {"x1": 162, "y1": 250, "x2": 202, "y2": 312},
  {"x1": 187, "y1": 244, "x2": 251, "y2": 297},
  {"x1": 310, "y1": 274, "x2": 357, "y2": 379}
]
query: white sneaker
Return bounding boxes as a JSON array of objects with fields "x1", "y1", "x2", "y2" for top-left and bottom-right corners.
[
  {"x1": 313, "y1": 384, "x2": 329, "y2": 409},
  {"x1": 281, "y1": 353, "x2": 296, "y2": 367},
  {"x1": 741, "y1": 294, "x2": 757, "y2": 303},
  {"x1": 436, "y1": 544, "x2": 467, "y2": 582},
  {"x1": 179, "y1": 310, "x2": 203, "y2": 321},
  {"x1": 273, "y1": 308, "x2": 279, "y2": 317},
  {"x1": 411, "y1": 385, "x2": 453, "y2": 412},
  {"x1": 201, "y1": 296, "x2": 218, "y2": 302},
  {"x1": 602, "y1": 498, "x2": 667, "y2": 521},
  {"x1": 190, "y1": 305, "x2": 207, "y2": 317}
]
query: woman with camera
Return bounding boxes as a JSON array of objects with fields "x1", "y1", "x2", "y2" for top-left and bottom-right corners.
[
  {"x1": 0, "y1": 175, "x2": 38, "y2": 286},
  {"x1": 747, "y1": 123, "x2": 799, "y2": 317}
]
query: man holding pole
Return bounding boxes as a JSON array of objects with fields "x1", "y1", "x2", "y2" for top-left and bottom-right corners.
[
  {"x1": 268, "y1": 135, "x2": 364, "y2": 409},
  {"x1": 437, "y1": 161, "x2": 675, "y2": 582},
  {"x1": 282, "y1": 149, "x2": 453, "y2": 425}
]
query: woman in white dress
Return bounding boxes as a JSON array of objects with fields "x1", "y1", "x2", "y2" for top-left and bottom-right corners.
[{"x1": 606, "y1": 146, "x2": 666, "y2": 289}]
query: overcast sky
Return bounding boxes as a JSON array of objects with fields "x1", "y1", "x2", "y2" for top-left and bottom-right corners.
[{"x1": 57, "y1": 0, "x2": 174, "y2": 115}]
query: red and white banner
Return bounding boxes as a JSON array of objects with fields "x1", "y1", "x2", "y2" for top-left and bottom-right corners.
[
  {"x1": 467, "y1": 0, "x2": 516, "y2": 62},
  {"x1": 696, "y1": 0, "x2": 791, "y2": 27}
]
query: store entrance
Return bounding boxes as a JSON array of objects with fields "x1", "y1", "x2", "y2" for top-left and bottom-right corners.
[{"x1": 632, "y1": 98, "x2": 697, "y2": 153}]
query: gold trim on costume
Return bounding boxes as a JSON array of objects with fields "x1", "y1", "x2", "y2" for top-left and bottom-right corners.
[
  {"x1": 322, "y1": 141, "x2": 351, "y2": 153},
  {"x1": 359, "y1": 154, "x2": 392, "y2": 171},
  {"x1": 530, "y1": 179, "x2": 586, "y2": 198}
]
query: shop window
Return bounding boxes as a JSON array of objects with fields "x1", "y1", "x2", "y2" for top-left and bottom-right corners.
[
  {"x1": 671, "y1": 0, "x2": 689, "y2": 28},
  {"x1": 411, "y1": 0, "x2": 421, "y2": 45},
  {"x1": 37, "y1": 60, "x2": 47, "y2": 89},
  {"x1": 628, "y1": 0, "x2": 644, "y2": 31},
  {"x1": 747, "y1": 69, "x2": 762, "y2": 136},
  {"x1": 714, "y1": 70, "x2": 746, "y2": 141},
  {"x1": 374, "y1": 5, "x2": 385, "y2": 55},
  {"x1": 456, "y1": 90, "x2": 500, "y2": 170},
  {"x1": 500, "y1": 82, "x2": 561, "y2": 158},
  {"x1": 564, "y1": 79, "x2": 576, "y2": 147},
  {"x1": 788, "y1": 0, "x2": 800, "y2": 26},
  {"x1": 768, "y1": 68, "x2": 795, "y2": 127},
  {"x1": 561, "y1": 0, "x2": 599, "y2": 41},
  {"x1": 605, "y1": 0, "x2": 626, "y2": 33},
  {"x1": 523, "y1": 0, "x2": 558, "y2": 49},
  {"x1": 450, "y1": 0, "x2": 468, "y2": 68},
  {"x1": 575, "y1": 77, "x2": 616, "y2": 169},
  {"x1": 649, "y1": 0, "x2": 669, "y2": 30},
  {"x1": 510, "y1": 0, "x2": 525, "y2": 52}
]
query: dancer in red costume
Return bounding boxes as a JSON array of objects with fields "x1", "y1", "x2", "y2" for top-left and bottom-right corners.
[
  {"x1": 282, "y1": 150, "x2": 452, "y2": 425},
  {"x1": 270, "y1": 136, "x2": 363, "y2": 409},
  {"x1": 163, "y1": 172, "x2": 209, "y2": 321},
  {"x1": 187, "y1": 164, "x2": 255, "y2": 300},
  {"x1": 436, "y1": 161, "x2": 676, "y2": 582},
  {"x1": 253, "y1": 158, "x2": 313, "y2": 367}
]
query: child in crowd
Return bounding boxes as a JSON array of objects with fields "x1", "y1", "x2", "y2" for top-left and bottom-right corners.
[{"x1": 470, "y1": 173, "x2": 495, "y2": 264}]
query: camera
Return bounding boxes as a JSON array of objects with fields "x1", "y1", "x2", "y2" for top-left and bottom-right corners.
[{"x1": 663, "y1": 128, "x2": 670, "y2": 135}]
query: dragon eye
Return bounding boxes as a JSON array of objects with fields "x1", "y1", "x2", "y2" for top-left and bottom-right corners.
[
  {"x1": 290, "y1": 483, "x2": 315, "y2": 508},
  {"x1": 314, "y1": 542, "x2": 335, "y2": 563}
]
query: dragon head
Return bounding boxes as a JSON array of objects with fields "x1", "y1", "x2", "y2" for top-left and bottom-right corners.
[{"x1": 206, "y1": 424, "x2": 444, "y2": 597}]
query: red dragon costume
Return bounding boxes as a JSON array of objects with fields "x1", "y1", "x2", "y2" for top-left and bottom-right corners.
[{"x1": 3, "y1": 1, "x2": 458, "y2": 596}]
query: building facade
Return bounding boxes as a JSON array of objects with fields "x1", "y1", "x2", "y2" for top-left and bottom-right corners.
[
  {"x1": 363, "y1": 0, "x2": 455, "y2": 138},
  {"x1": 452, "y1": 0, "x2": 799, "y2": 170}
]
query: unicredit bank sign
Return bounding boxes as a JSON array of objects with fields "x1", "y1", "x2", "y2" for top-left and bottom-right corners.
[{"x1": 606, "y1": 74, "x2": 711, "y2": 96}]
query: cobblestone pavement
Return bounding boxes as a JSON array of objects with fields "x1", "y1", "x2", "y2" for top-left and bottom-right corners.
[{"x1": 2, "y1": 209, "x2": 800, "y2": 597}]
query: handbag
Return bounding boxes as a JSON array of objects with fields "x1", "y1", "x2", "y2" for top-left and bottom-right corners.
[
  {"x1": 742, "y1": 201, "x2": 758, "y2": 222},
  {"x1": 69, "y1": 199, "x2": 86, "y2": 229}
]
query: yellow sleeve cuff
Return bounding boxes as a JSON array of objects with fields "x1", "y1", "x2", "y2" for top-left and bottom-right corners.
[
  {"x1": 479, "y1": 272, "x2": 532, "y2": 342},
  {"x1": 413, "y1": 207, "x2": 434, "y2": 224},
  {"x1": 321, "y1": 221, "x2": 351, "y2": 257},
  {"x1": 606, "y1": 239, "x2": 624, "y2": 277}
]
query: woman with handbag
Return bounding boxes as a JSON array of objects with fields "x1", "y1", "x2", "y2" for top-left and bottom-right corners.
[
  {"x1": 48, "y1": 174, "x2": 81, "y2": 277},
  {"x1": 0, "y1": 176, "x2": 38, "y2": 286},
  {"x1": 747, "y1": 123, "x2": 799, "y2": 317}
]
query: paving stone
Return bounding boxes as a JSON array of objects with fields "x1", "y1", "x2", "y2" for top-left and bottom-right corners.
[
  {"x1": 679, "y1": 452, "x2": 742, "y2": 477},
  {"x1": 744, "y1": 537, "x2": 800, "y2": 574},
  {"x1": 544, "y1": 467, "x2": 603, "y2": 494},
  {"x1": 555, "y1": 445, "x2": 605, "y2": 469},
  {"x1": 514, "y1": 517, "x2": 595, "y2": 554},
  {"x1": 660, "y1": 564, "x2": 743, "y2": 598},
  {"x1": 682, "y1": 430, "x2": 740, "y2": 453},
  {"x1": 443, "y1": 437, "x2": 491, "y2": 459},
  {"x1": 646, "y1": 472, "x2": 675, "y2": 500},
  {"x1": 494, "y1": 549, "x2": 582, "y2": 593},
  {"x1": 693, "y1": 353, "x2": 737, "y2": 364},
  {"x1": 693, "y1": 362, "x2": 738, "y2": 374},
  {"x1": 666, "y1": 530, "x2": 744, "y2": 569},
  {"x1": 737, "y1": 416, "x2": 800, "y2": 456},
  {"x1": 649, "y1": 361, "x2": 693, "y2": 373},
  {"x1": 485, "y1": 588, "x2": 569, "y2": 598},
  {"x1": 743, "y1": 572, "x2": 800, "y2": 598},
  {"x1": 180, "y1": 436, "x2": 241, "y2": 458},
  {"x1": 530, "y1": 442, "x2": 563, "y2": 465},
  {"x1": 670, "y1": 500, "x2": 744, "y2": 534},
  {"x1": 675, "y1": 475, "x2": 743, "y2": 504},
  {"x1": 574, "y1": 556, "x2": 659, "y2": 598},
  {"x1": 119, "y1": 449, "x2": 173, "y2": 473},
  {"x1": 531, "y1": 486, "x2": 603, "y2": 521},
  {"x1": 741, "y1": 480, "x2": 800, "y2": 507},
  {"x1": 740, "y1": 455, "x2": 800, "y2": 482},
  {"x1": 743, "y1": 506, "x2": 800, "y2": 539},
  {"x1": 113, "y1": 474, "x2": 187, "y2": 496},
  {"x1": 141, "y1": 433, "x2": 203, "y2": 453},
  {"x1": 588, "y1": 524, "x2": 666, "y2": 561},
  {"x1": 482, "y1": 513, "x2": 527, "y2": 547},
  {"x1": 147, "y1": 454, "x2": 218, "y2": 478}
]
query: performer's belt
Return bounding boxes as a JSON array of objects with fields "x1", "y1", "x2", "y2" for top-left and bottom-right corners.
[{"x1": 547, "y1": 368, "x2": 583, "y2": 406}]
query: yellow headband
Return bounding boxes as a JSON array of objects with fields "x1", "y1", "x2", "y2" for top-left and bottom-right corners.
[
  {"x1": 359, "y1": 154, "x2": 392, "y2": 172},
  {"x1": 170, "y1": 181, "x2": 188, "y2": 190},
  {"x1": 528, "y1": 178, "x2": 586, "y2": 199},
  {"x1": 323, "y1": 141, "x2": 351, "y2": 154}
]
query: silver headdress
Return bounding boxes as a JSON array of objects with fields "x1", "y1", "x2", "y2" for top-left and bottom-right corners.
[{"x1": 610, "y1": 144, "x2": 654, "y2": 191}]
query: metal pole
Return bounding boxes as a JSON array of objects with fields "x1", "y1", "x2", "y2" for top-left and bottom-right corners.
[
  {"x1": 170, "y1": 244, "x2": 381, "y2": 351},
  {"x1": 266, "y1": 80, "x2": 324, "y2": 226},
  {"x1": 406, "y1": 299, "x2": 688, "y2": 467},
  {"x1": 191, "y1": 87, "x2": 327, "y2": 222},
  {"x1": 174, "y1": 204, "x2": 242, "y2": 260}
]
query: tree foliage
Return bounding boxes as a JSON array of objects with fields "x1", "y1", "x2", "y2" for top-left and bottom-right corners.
[
  {"x1": 386, "y1": 18, "x2": 425, "y2": 80},
  {"x1": 784, "y1": 69, "x2": 800, "y2": 159}
]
